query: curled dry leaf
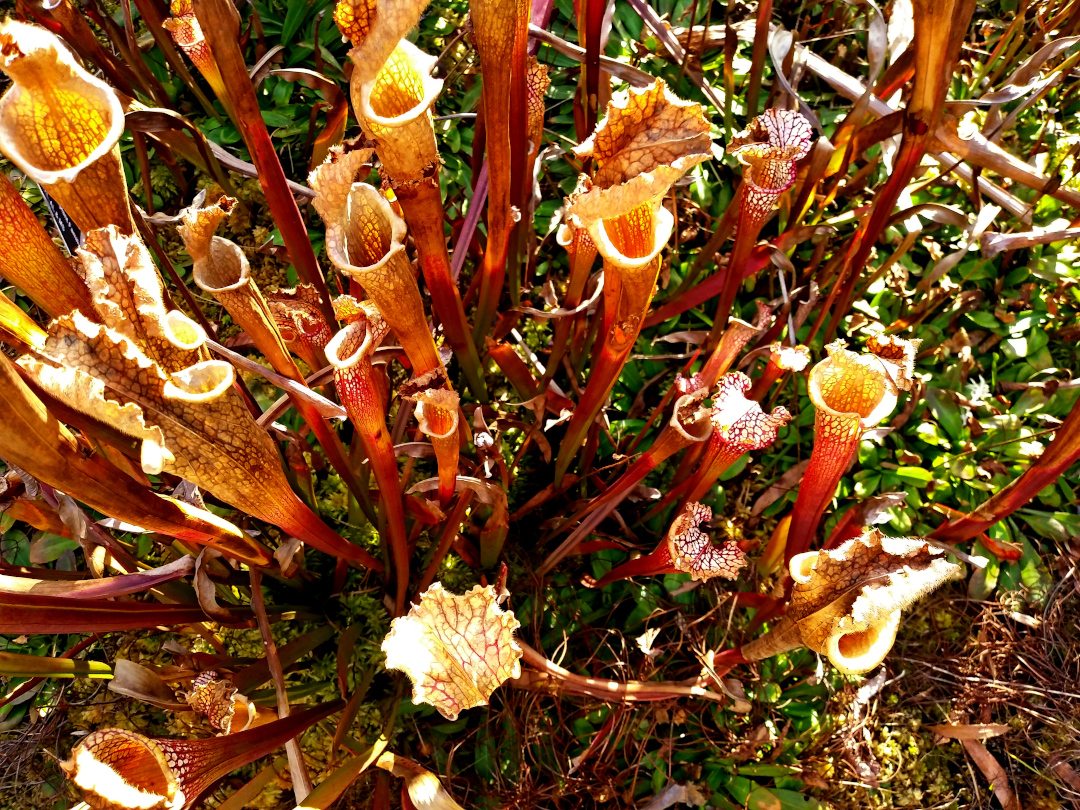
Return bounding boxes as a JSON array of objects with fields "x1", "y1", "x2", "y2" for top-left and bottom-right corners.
[
  {"x1": 274, "y1": 537, "x2": 304, "y2": 577},
  {"x1": 826, "y1": 491, "x2": 911, "y2": 549},
  {"x1": 80, "y1": 225, "x2": 208, "y2": 374},
  {"x1": 193, "y1": 548, "x2": 234, "y2": 623},
  {"x1": 741, "y1": 529, "x2": 962, "y2": 674},
  {"x1": 961, "y1": 738, "x2": 1021, "y2": 810},
  {"x1": 108, "y1": 659, "x2": 189, "y2": 711},
  {"x1": 270, "y1": 67, "x2": 349, "y2": 169},
  {"x1": 382, "y1": 581, "x2": 523, "y2": 720},
  {"x1": 4, "y1": 542, "x2": 101, "y2": 583},
  {"x1": 925, "y1": 722, "x2": 1011, "y2": 740}
]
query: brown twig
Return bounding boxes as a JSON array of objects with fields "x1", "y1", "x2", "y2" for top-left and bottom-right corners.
[
  {"x1": 249, "y1": 569, "x2": 313, "y2": 803},
  {"x1": 516, "y1": 641, "x2": 727, "y2": 703}
]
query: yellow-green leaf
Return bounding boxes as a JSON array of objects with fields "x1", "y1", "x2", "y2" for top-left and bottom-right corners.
[{"x1": 0, "y1": 652, "x2": 112, "y2": 679}]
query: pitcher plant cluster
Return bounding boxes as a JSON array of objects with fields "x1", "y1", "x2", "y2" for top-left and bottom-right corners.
[{"x1": 0, "y1": 0, "x2": 1077, "y2": 806}]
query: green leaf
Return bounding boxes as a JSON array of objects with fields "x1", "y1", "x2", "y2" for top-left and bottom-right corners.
[
  {"x1": 747, "y1": 787, "x2": 827, "y2": 810},
  {"x1": 1, "y1": 529, "x2": 31, "y2": 566},
  {"x1": 759, "y1": 682, "x2": 782, "y2": 703},
  {"x1": 1017, "y1": 511, "x2": 1080, "y2": 542},
  {"x1": 719, "y1": 453, "x2": 749, "y2": 481},
  {"x1": 431, "y1": 717, "x2": 468, "y2": 735},
  {"x1": 0, "y1": 652, "x2": 112, "y2": 679},
  {"x1": 280, "y1": 0, "x2": 309, "y2": 46},
  {"x1": 965, "y1": 310, "x2": 1002, "y2": 331},
  {"x1": 1017, "y1": 535, "x2": 1053, "y2": 605},
  {"x1": 725, "y1": 775, "x2": 755, "y2": 805},
  {"x1": 261, "y1": 111, "x2": 294, "y2": 128},
  {"x1": 967, "y1": 541, "x2": 999, "y2": 600},
  {"x1": 895, "y1": 467, "x2": 932, "y2": 487},
  {"x1": 925, "y1": 388, "x2": 964, "y2": 440},
  {"x1": 854, "y1": 471, "x2": 881, "y2": 498},
  {"x1": 737, "y1": 765, "x2": 798, "y2": 777},
  {"x1": 28, "y1": 533, "x2": 78, "y2": 565},
  {"x1": 915, "y1": 421, "x2": 949, "y2": 447}
]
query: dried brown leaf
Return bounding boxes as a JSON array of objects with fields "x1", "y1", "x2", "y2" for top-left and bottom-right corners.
[
  {"x1": 961, "y1": 739, "x2": 1021, "y2": 810},
  {"x1": 926, "y1": 723, "x2": 1011, "y2": 740},
  {"x1": 108, "y1": 660, "x2": 189, "y2": 711}
]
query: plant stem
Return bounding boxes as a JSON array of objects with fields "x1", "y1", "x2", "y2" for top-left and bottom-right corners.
[
  {"x1": 418, "y1": 490, "x2": 474, "y2": 593},
  {"x1": 783, "y1": 411, "x2": 862, "y2": 567},
  {"x1": 394, "y1": 179, "x2": 489, "y2": 401},
  {"x1": 471, "y1": 0, "x2": 530, "y2": 339},
  {"x1": 250, "y1": 568, "x2": 313, "y2": 804},
  {"x1": 591, "y1": 543, "x2": 676, "y2": 587},
  {"x1": 705, "y1": 199, "x2": 763, "y2": 350},
  {"x1": 543, "y1": 406, "x2": 708, "y2": 574},
  {"x1": 745, "y1": 0, "x2": 773, "y2": 115},
  {"x1": 931, "y1": 397, "x2": 1080, "y2": 543},
  {"x1": 553, "y1": 254, "x2": 662, "y2": 484},
  {"x1": 546, "y1": 227, "x2": 598, "y2": 383},
  {"x1": 516, "y1": 641, "x2": 727, "y2": 703},
  {"x1": 191, "y1": 0, "x2": 335, "y2": 324}
]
